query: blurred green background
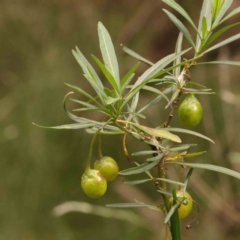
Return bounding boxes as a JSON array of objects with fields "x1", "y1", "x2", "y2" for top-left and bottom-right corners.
[{"x1": 1, "y1": 0, "x2": 240, "y2": 239}]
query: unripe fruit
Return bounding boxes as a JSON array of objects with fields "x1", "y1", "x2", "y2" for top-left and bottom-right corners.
[
  {"x1": 178, "y1": 94, "x2": 203, "y2": 128},
  {"x1": 81, "y1": 169, "x2": 107, "y2": 198},
  {"x1": 169, "y1": 191, "x2": 193, "y2": 219},
  {"x1": 94, "y1": 156, "x2": 119, "y2": 181}
]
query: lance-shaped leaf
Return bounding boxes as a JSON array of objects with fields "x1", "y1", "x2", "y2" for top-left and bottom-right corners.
[
  {"x1": 138, "y1": 87, "x2": 172, "y2": 114},
  {"x1": 157, "y1": 189, "x2": 172, "y2": 197},
  {"x1": 132, "y1": 150, "x2": 160, "y2": 156},
  {"x1": 164, "y1": 202, "x2": 181, "y2": 224},
  {"x1": 167, "y1": 189, "x2": 182, "y2": 239},
  {"x1": 65, "y1": 83, "x2": 102, "y2": 107},
  {"x1": 212, "y1": 0, "x2": 233, "y2": 28},
  {"x1": 122, "y1": 121, "x2": 182, "y2": 143},
  {"x1": 212, "y1": 0, "x2": 222, "y2": 23},
  {"x1": 201, "y1": 22, "x2": 240, "y2": 51},
  {"x1": 147, "y1": 154, "x2": 164, "y2": 162},
  {"x1": 106, "y1": 203, "x2": 161, "y2": 211},
  {"x1": 32, "y1": 122, "x2": 95, "y2": 130},
  {"x1": 121, "y1": 62, "x2": 140, "y2": 92},
  {"x1": 196, "y1": 0, "x2": 212, "y2": 50},
  {"x1": 196, "y1": 61, "x2": 240, "y2": 67},
  {"x1": 123, "y1": 48, "x2": 191, "y2": 105},
  {"x1": 163, "y1": 127, "x2": 214, "y2": 143},
  {"x1": 119, "y1": 157, "x2": 162, "y2": 176},
  {"x1": 219, "y1": 6, "x2": 240, "y2": 26},
  {"x1": 132, "y1": 48, "x2": 191, "y2": 88},
  {"x1": 73, "y1": 47, "x2": 103, "y2": 89},
  {"x1": 141, "y1": 85, "x2": 169, "y2": 102},
  {"x1": 155, "y1": 178, "x2": 185, "y2": 187},
  {"x1": 91, "y1": 55, "x2": 121, "y2": 96},
  {"x1": 168, "y1": 162, "x2": 240, "y2": 180},
  {"x1": 83, "y1": 74, "x2": 107, "y2": 104},
  {"x1": 162, "y1": 0, "x2": 198, "y2": 32},
  {"x1": 124, "y1": 179, "x2": 152, "y2": 185},
  {"x1": 183, "y1": 168, "x2": 194, "y2": 193},
  {"x1": 121, "y1": 44, "x2": 154, "y2": 66},
  {"x1": 165, "y1": 89, "x2": 181, "y2": 109},
  {"x1": 98, "y1": 22, "x2": 120, "y2": 84},
  {"x1": 173, "y1": 32, "x2": 183, "y2": 77},
  {"x1": 203, "y1": 33, "x2": 240, "y2": 54},
  {"x1": 163, "y1": 9, "x2": 196, "y2": 48}
]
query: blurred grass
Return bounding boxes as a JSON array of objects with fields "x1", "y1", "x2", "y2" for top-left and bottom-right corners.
[{"x1": 0, "y1": 0, "x2": 240, "y2": 240}]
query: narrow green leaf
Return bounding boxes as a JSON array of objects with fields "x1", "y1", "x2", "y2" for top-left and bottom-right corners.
[
  {"x1": 121, "y1": 45, "x2": 153, "y2": 65},
  {"x1": 173, "y1": 32, "x2": 183, "y2": 77},
  {"x1": 143, "y1": 139, "x2": 168, "y2": 151},
  {"x1": 125, "y1": 122, "x2": 182, "y2": 143},
  {"x1": 165, "y1": 89, "x2": 181, "y2": 109},
  {"x1": 123, "y1": 49, "x2": 191, "y2": 105},
  {"x1": 138, "y1": 87, "x2": 172, "y2": 114},
  {"x1": 119, "y1": 159, "x2": 161, "y2": 176},
  {"x1": 141, "y1": 85, "x2": 169, "y2": 102},
  {"x1": 133, "y1": 48, "x2": 191, "y2": 88},
  {"x1": 169, "y1": 189, "x2": 182, "y2": 240},
  {"x1": 182, "y1": 87, "x2": 213, "y2": 92},
  {"x1": 157, "y1": 189, "x2": 172, "y2": 196},
  {"x1": 65, "y1": 83, "x2": 102, "y2": 107},
  {"x1": 146, "y1": 154, "x2": 163, "y2": 162},
  {"x1": 98, "y1": 22, "x2": 120, "y2": 84},
  {"x1": 33, "y1": 122, "x2": 94, "y2": 130},
  {"x1": 212, "y1": 0, "x2": 222, "y2": 23},
  {"x1": 163, "y1": 9, "x2": 196, "y2": 48},
  {"x1": 213, "y1": 0, "x2": 233, "y2": 28},
  {"x1": 201, "y1": 22, "x2": 240, "y2": 51},
  {"x1": 130, "y1": 92, "x2": 139, "y2": 113},
  {"x1": 74, "y1": 47, "x2": 103, "y2": 89},
  {"x1": 71, "y1": 98, "x2": 98, "y2": 109},
  {"x1": 133, "y1": 161, "x2": 153, "y2": 178},
  {"x1": 86, "y1": 128, "x2": 124, "y2": 135},
  {"x1": 121, "y1": 62, "x2": 140, "y2": 92},
  {"x1": 124, "y1": 179, "x2": 152, "y2": 185},
  {"x1": 106, "y1": 203, "x2": 160, "y2": 211},
  {"x1": 91, "y1": 55, "x2": 121, "y2": 95},
  {"x1": 169, "y1": 144, "x2": 193, "y2": 152},
  {"x1": 73, "y1": 108, "x2": 108, "y2": 114},
  {"x1": 123, "y1": 111, "x2": 146, "y2": 119},
  {"x1": 164, "y1": 127, "x2": 215, "y2": 143},
  {"x1": 183, "y1": 168, "x2": 194, "y2": 193},
  {"x1": 164, "y1": 202, "x2": 180, "y2": 224},
  {"x1": 83, "y1": 74, "x2": 107, "y2": 104},
  {"x1": 132, "y1": 150, "x2": 159, "y2": 156},
  {"x1": 196, "y1": 0, "x2": 212, "y2": 49},
  {"x1": 105, "y1": 96, "x2": 120, "y2": 105},
  {"x1": 219, "y1": 6, "x2": 240, "y2": 26},
  {"x1": 169, "y1": 162, "x2": 240, "y2": 180},
  {"x1": 121, "y1": 74, "x2": 135, "y2": 93},
  {"x1": 201, "y1": 17, "x2": 208, "y2": 38},
  {"x1": 162, "y1": 0, "x2": 198, "y2": 32},
  {"x1": 155, "y1": 178, "x2": 185, "y2": 186},
  {"x1": 184, "y1": 151, "x2": 206, "y2": 158},
  {"x1": 196, "y1": 61, "x2": 240, "y2": 67},
  {"x1": 203, "y1": 33, "x2": 240, "y2": 54}
]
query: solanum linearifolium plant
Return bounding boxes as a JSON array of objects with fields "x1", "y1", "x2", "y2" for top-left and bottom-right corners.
[{"x1": 34, "y1": 0, "x2": 240, "y2": 239}]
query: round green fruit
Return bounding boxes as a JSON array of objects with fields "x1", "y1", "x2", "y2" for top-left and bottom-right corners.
[
  {"x1": 170, "y1": 191, "x2": 193, "y2": 219},
  {"x1": 178, "y1": 94, "x2": 203, "y2": 128},
  {"x1": 81, "y1": 169, "x2": 107, "y2": 198},
  {"x1": 94, "y1": 156, "x2": 119, "y2": 181}
]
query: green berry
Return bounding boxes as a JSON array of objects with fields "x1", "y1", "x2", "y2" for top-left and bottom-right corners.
[
  {"x1": 178, "y1": 94, "x2": 203, "y2": 128},
  {"x1": 94, "y1": 156, "x2": 119, "y2": 181},
  {"x1": 81, "y1": 169, "x2": 107, "y2": 198},
  {"x1": 169, "y1": 191, "x2": 193, "y2": 219}
]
